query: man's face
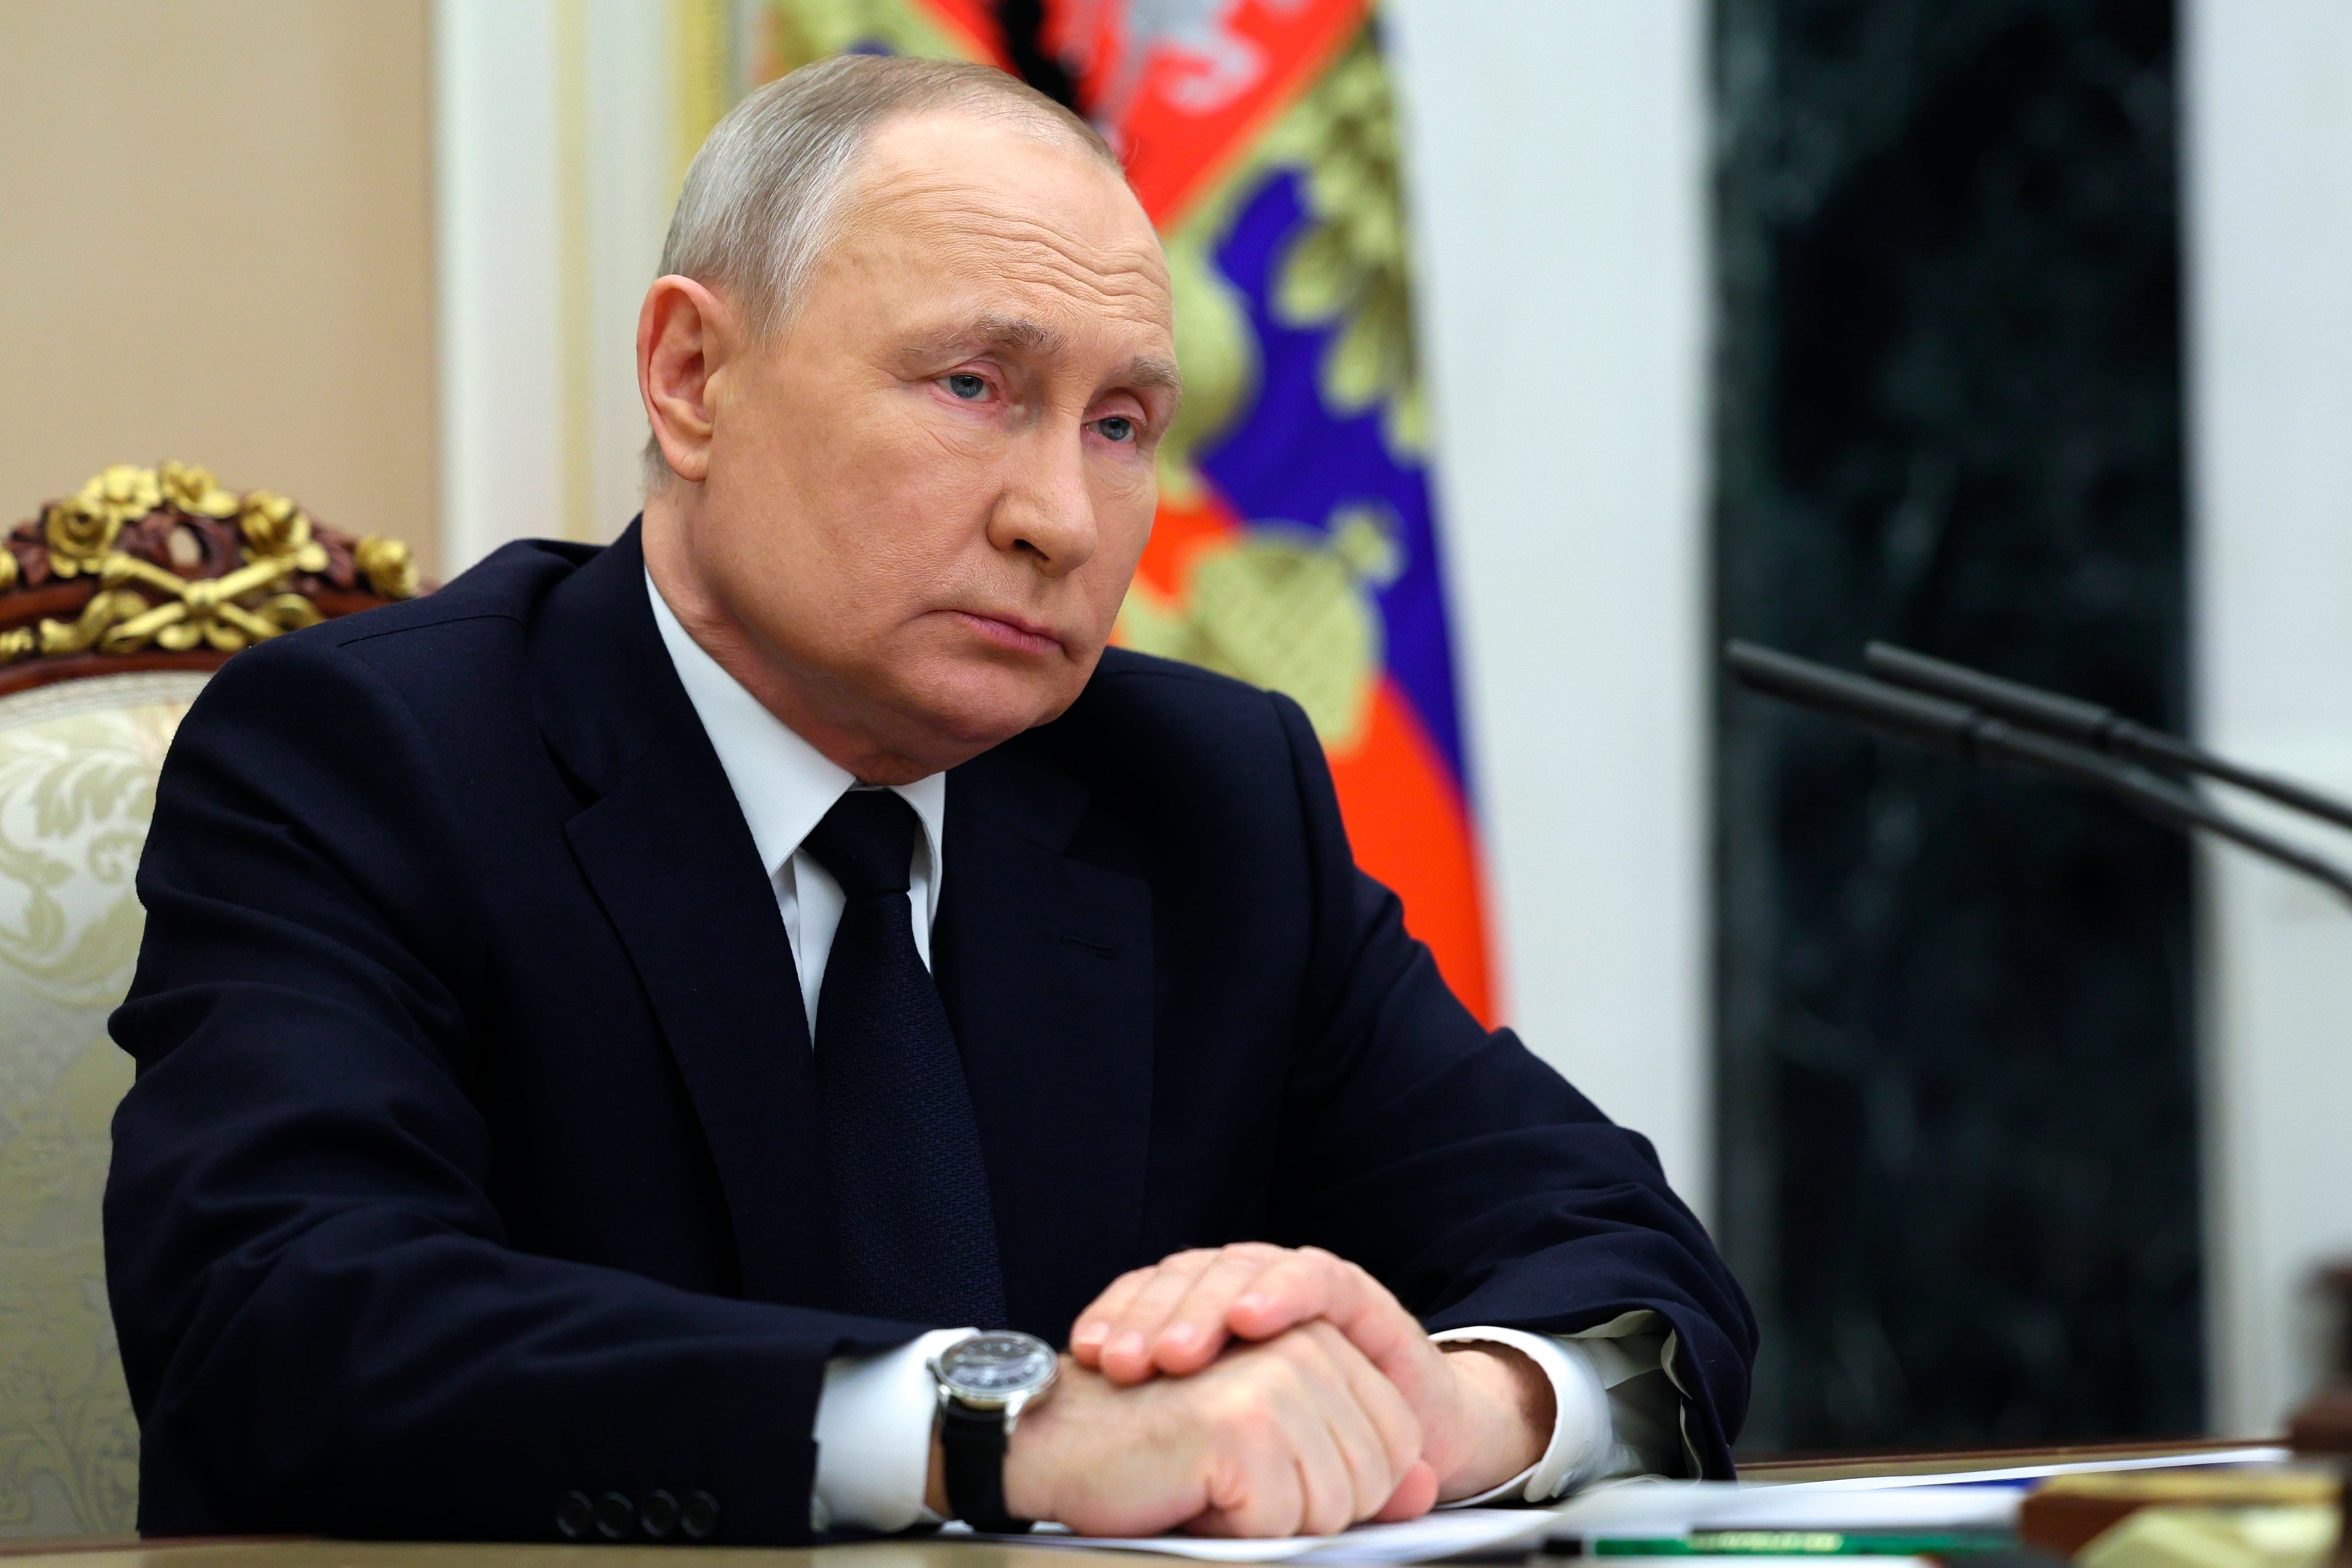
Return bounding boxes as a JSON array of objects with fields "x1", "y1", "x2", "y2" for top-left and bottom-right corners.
[{"x1": 684, "y1": 111, "x2": 1177, "y2": 774}]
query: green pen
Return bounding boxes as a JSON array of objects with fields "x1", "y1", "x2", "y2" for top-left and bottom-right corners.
[{"x1": 1548, "y1": 1530, "x2": 2017, "y2": 1556}]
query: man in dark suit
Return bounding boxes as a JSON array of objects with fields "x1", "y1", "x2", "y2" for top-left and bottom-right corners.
[{"x1": 105, "y1": 55, "x2": 1752, "y2": 1545}]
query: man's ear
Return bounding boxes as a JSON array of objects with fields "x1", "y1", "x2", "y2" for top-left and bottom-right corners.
[{"x1": 638, "y1": 275, "x2": 733, "y2": 485}]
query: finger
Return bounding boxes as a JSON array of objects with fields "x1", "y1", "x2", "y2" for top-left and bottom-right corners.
[
  {"x1": 1075, "y1": 1252, "x2": 1211, "y2": 1376},
  {"x1": 1304, "y1": 1321, "x2": 1423, "y2": 1500},
  {"x1": 1230, "y1": 1249, "x2": 1403, "y2": 1353},
  {"x1": 1271, "y1": 1334, "x2": 1384, "y2": 1536},
  {"x1": 1070, "y1": 1266, "x2": 1156, "y2": 1366},
  {"x1": 1221, "y1": 1248, "x2": 1343, "y2": 1344},
  {"x1": 1190, "y1": 1405, "x2": 1305, "y2": 1539},
  {"x1": 1302, "y1": 1338, "x2": 1407, "y2": 1528},
  {"x1": 1101, "y1": 1250, "x2": 1223, "y2": 1383},
  {"x1": 1266, "y1": 1324, "x2": 1392, "y2": 1533},
  {"x1": 1375, "y1": 1460, "x2": 1440, "y2": 1523},
  {"x1": 1289, "y1": 1410, "x2": 1358, "y2": 1536},
  {"x1": 1151, "y1": 1243, "x2": 1291, "y2": 1376}
]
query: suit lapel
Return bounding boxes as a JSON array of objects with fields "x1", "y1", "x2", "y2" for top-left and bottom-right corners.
[
  {"x1": 534, "y1": 525, "x2": 838, "y2": 1307},
  {"x1": 936, "y1": 736, "x2": 1155, "y2": 1341}
]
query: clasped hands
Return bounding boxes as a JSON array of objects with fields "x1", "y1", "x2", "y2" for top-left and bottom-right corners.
[{"x1": 927, "y1": 1244, "x2": 1557, "y2": 1538}]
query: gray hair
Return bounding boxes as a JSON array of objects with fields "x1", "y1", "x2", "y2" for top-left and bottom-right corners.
[{"x1": 644, "y1": 54, "x2": 1120, "y2": 489}]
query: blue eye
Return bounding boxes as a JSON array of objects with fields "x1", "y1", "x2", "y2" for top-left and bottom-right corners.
[
  {"x1": 945, "y1": 372, "x2": 988, "y2": 400},
  {"x1": 1097, "y1": 416, "x2": 1136, "y2": 443}
]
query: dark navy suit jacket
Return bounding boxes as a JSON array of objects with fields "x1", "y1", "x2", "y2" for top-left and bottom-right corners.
[{"x1": 105, "y1": 524, "x2": 1754, "y2": 1543}]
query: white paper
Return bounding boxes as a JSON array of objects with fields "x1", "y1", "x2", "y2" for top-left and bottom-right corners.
[
  {"x1": 969, "y1": 1482, "x2": 2009, "y2": 1563},
  {"x1": 964, "y1": 1445, "x2": 2292, "y2": 1564},
  {"x1": 1544, "y1": 1480, "x2": 2021, "y2": 1536},
  {"x1": 1756, "y1": 1447, "x2": 2292, "y2": 1492},
  {"x1": 970, "y1": 1507, "x2": 1560, "y2": 1563}
]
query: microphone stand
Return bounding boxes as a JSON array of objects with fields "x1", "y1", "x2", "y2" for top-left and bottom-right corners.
[
  {"x1": 1861, "y1": 641, "x2": 2352, "y2": 836},
  {"x1": 1724, "y1": 641, "x2": 2352, "y2": 906},
  {"x1": 1724, "y1": 640, "x2": 2352, "y2": 1457}
]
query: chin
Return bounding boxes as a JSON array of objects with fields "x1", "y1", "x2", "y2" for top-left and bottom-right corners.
[{"x1": 900, "y1": 663, "x2": 1084, "y2": 756}]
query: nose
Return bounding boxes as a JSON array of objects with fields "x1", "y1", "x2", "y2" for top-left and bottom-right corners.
[{"x1": 986, "y1": 421, "x2": 1099, "y2": 578}]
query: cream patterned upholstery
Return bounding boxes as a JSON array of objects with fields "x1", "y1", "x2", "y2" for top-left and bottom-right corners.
[
  {"x1": 0, "y1": 671, "x2": 209, "y2": 1537},
  {"x1": 0, "y1": 463, "x2": 421, "y2": 1537}
]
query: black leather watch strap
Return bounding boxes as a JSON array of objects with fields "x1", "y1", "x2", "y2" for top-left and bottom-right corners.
[{"x1": 940, "y1": 1400, "x2": 1032, "y2": 1534}]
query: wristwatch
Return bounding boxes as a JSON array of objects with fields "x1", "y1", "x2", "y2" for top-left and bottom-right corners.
[{"x1": 930, "y1": 1330, "x2": 1058, "y2": 1533}]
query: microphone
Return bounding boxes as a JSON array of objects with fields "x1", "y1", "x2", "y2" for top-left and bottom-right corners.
[
  {"x1": 1861, "y1": 640, "x2": 2352, "y2": 834},
  {"x1": 1724, "y1": 641, "x2": 2352, "y2": 908}
]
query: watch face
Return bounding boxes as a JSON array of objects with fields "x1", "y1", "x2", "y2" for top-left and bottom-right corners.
[{"x1": 938, "y1": 1331, "x2": 1057, "y2": 1401}]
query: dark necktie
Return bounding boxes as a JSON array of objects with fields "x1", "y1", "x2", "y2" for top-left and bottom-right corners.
[{"x1": 802, "y1": 789, "x2": 1007, "y2": 1328}]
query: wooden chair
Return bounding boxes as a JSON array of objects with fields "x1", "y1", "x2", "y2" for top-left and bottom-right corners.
[{"x1": 0, "y1": 464, "x2": 421, "y2": 1537}]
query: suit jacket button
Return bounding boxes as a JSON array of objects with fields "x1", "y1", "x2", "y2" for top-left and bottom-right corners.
[
  {"x1": 596, "y1": 1491, "x2": 636, "y2": 1540},
  {"x1": 681, "y1": 1489, "x2": 721, "y2": 1541},
  {"x1": 555, "y1": 1491, "x2": 595, "y2": 1540},
  {"x1": 640, "y1": 1489, "x2": 680, "y2": 1540}
]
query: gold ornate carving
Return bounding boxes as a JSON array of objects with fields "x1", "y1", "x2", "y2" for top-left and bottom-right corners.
[
  {"x1": 38, "y1": 557, "x2": 322, "y2": 657},
  {"x1": 45, "y1": 467, "x2": 175, "y2": 580},
  {"x1": 42, "y1": 501, "x2": 121, "y2": 580},
  {"x1": 2, "y1": 464, "x2": 429, "y2": 678},
  {"x1": 33, "y1": 591, "x2": 149, "y2": 658},
  {"x1": 155, "y1": 461, "x2": 238, "y2": 520},
  {"x1": 237, "y1": 490, "x2": 329, "y2": 573},
  {"x1": 354, "y1": 534, "x2": 421, "y2": 601}
]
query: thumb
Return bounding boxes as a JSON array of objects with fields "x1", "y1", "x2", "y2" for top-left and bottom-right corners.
[
  {"x1": 1230, "y1": 1251, "x2": 1441, "y2": 1400},
  {"x1": 1232, "y1": 1259, "x2": 1485, "y2": 1484}
]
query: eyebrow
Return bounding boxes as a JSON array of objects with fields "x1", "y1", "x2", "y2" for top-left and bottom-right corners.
[
  {"x1": 906, "y1": 313, "x2": 1065, "y2": 362},
  {"x1": 1120, "y1": 355, "x2": 1183, "y2": 396}
]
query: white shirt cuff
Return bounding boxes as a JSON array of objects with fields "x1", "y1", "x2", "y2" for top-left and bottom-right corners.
[
  {"x1": 1431, "y1": 1319, "x2": 1682, "y2": 1505},
  {"x1": 810, "y1": 1327, "x2": 976, "y2": 1534},
  {"x1": 1431, "y1": 1325, "x2": 1613, "y2": 1505}
]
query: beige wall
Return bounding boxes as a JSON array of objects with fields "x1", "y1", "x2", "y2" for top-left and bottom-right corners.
[{"x1": 0, "y1": 0, "x2": 437, "y2": 563}]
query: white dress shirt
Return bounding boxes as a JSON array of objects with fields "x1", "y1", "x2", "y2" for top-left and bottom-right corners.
[{"x1": 647, "y1": 573, "x2": 1684, "y2": 1534}]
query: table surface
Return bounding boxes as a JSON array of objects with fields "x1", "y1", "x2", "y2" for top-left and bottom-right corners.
[{"x1": 0, "y1": 1438, "x2": 2280, "y2": 1568}]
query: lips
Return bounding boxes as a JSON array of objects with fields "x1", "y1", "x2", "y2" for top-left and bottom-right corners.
[{"x1": 951, "y1": 608, "x2": 1063, "y2": 656}]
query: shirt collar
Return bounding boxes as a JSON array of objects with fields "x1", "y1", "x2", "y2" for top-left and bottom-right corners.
[{"x1": 645, "y1": 570, "x2": 946, "y2": 900}]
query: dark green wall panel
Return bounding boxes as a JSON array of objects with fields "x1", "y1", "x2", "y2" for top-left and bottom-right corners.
[{"x1": 1711, "y1": 0, "x2": 2200, "y2": 1451}]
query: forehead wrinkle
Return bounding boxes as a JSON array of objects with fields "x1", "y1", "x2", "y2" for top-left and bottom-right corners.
[
  {"x1": 852, "y1": 168, "x2": 1170, "y2": 299},
  {"x1": 838, "y1": 163, "x2": 1175, "y2": 374},
  {"x1": 955, "y1": 213, "x2": 1169, "y2": 293},
  {"x1": 976, "y1": 239, "x2": 1173, "y2": 331},
  {"x1": 910, "y1": 240, "x2": 1173, "y2": 340}
]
